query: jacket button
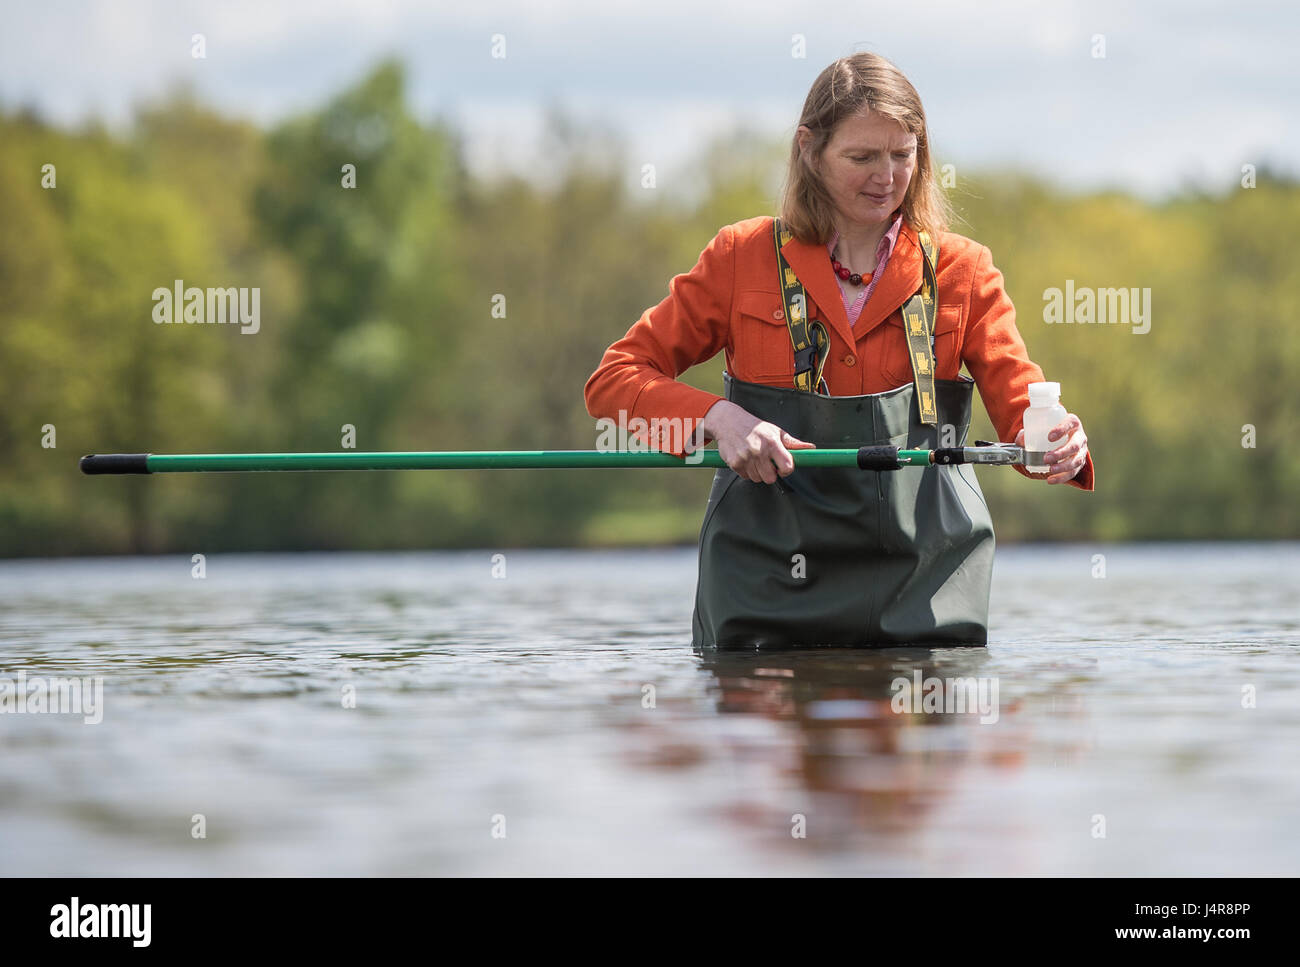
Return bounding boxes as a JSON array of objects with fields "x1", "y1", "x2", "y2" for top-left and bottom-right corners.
[
  {"x1": 772, "y1": 309, "x2": 785, "y2": 320},
  {"x1": 844, "y1": 354, "x2": 857, "y2": 366}
]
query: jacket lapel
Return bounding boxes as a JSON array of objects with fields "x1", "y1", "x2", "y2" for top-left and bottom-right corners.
[
  {"x1": 855, "y1": 221, "x2": 924, "y2": 335},
  {"x1": 778, "y1": 219, "x2": 925, "y2": 349}
]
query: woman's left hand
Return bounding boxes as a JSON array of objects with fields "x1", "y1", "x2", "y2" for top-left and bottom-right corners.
[{"x1": 1015, "y1": 414, "x2": 1089, "y2": 484}]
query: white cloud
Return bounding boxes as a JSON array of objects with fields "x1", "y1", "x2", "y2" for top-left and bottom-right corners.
[{"x1": 1, "y1": 0, "x2": 1296, "y2": 198}]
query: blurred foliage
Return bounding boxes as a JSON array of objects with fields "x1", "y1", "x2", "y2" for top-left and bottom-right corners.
[{"x1": 1, "y1": 60, "x2": 1296, "y2": 556}]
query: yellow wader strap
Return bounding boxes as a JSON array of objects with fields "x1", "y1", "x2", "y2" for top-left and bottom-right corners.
[
  {"x1": 773, "y1": 218, "x2": 938, "y2": 414},
  {"x1": 900, "y1": 230, "x2": 940, "y2": 425},
  {"x1": 773, "y1": 217, "x2": 829, "y2": 394}
]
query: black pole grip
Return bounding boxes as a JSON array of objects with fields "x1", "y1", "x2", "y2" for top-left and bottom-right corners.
[
  {"x1": 855, "y1": 445, "x2": 902, "y2": 471},
  {"x1": 80, "y1": 453, "x2": 151, "y2": 474}
]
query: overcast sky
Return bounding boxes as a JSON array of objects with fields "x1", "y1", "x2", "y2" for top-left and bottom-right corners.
[{"x1": 2, "y1": 0, "x2": 1296, "y2": 200}]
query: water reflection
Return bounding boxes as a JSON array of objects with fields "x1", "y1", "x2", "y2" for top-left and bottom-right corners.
[
  {"x1": 693, "y1": 647, "x2": 1035, "y2": 851},
  {"x1": 3, "y1": 544, "x2": 1295, "y2": 875}
]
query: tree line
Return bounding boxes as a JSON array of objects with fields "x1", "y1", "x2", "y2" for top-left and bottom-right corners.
[{"x1": 1, "y1": 60, "x2": 1296, "y2": 557}]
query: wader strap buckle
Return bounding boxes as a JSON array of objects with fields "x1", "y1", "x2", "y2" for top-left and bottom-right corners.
[{"x1": 773, "y1": 217, "x2": 829, "y2": 395}]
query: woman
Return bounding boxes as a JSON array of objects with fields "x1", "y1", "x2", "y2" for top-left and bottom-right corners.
[{"x1": 584, "y1": 53, "x2": 1093, "y2": 648}]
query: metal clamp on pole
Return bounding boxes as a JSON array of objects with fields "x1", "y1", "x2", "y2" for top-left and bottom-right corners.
[{"x1": 933, "y1": 441, "x2": 1048, "y2": 466}]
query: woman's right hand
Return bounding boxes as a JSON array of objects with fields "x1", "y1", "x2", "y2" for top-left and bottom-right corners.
[{"x1": 696, "y1": 400, "x2": 816, "y2": 483}]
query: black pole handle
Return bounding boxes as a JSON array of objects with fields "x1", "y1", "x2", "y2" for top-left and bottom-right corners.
[
  {"x1": 80, "y1": 454, "x2": 151, "y2": 475},
  {"x1": 855, "y1": 446, "x2": 902, "y2": 471}
]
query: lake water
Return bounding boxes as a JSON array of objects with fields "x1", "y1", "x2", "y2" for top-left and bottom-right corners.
[{"x1": 1, "y1": 543, "x2": 1297, "y2": 876}]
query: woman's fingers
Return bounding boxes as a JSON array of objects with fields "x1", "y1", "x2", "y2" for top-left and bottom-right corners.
[
  {"x1": 1045, "y1": 448, "x2": 1086, "y2": 483},
  {"x1": 1046, "y1": 417, "x2": 1087, "y2": 461},
  {"x1": 1048, "y1": 436, "x2": 1086, "y2": 465},
  {"x1": 1014, "y1": 413, "x2": 1088, "y2": 484},
  {"x1": 752, "y1": 435, "x2": 786, "y2": 482},
  {"x1": 1046, "y1": 414, "x2": 1083, "y2": 455},
  {"x1": 1044, "y1": 416, "x2": 1088, "y2": 484},
  {"x1": 728, "y1": 425, "x2": 812, "y2": 482},
  {"x1": 767, "y1": 428, "x2": 817, "y2": 478}
]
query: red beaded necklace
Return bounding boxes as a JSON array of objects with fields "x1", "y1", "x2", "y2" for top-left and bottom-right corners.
[{"x1": 830, "y1": 244, "x2": 873, "y2": 286}]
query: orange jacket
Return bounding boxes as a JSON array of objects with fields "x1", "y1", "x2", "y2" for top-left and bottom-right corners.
[{"x1": 584, "y1": 215, "x2": 1094, "y2": 491}]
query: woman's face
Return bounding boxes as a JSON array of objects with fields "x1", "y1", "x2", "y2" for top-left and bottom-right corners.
[{"x1": 800, "y1": 110, "x2": 918, "y2": 228}]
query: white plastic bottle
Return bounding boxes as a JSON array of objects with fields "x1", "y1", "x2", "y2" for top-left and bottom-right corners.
[{"x1": 1022, "y1": 381, "x2": 1068, "y2": 474}]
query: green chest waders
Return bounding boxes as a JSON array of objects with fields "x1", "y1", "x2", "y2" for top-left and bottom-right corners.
[
  {"x1": 689, "y1": 374, "x2": 995, "y2": 648},
  {"x1": 690, "y1": 219, "x2": 995, "y2": 649}
]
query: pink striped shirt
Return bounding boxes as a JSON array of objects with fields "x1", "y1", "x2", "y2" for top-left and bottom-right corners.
[{"x1": 828, "y1": 209, "x2": 905, "y2": 326}]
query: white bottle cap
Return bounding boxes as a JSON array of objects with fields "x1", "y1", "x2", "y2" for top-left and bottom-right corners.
[{"x1": 1027, "y1": 381, "x2": 1061, "y2": 406}]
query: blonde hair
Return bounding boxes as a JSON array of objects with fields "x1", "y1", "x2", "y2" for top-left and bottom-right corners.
[{"x1": 779, "y1": 53, "x2": 954, "y2": 243}]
